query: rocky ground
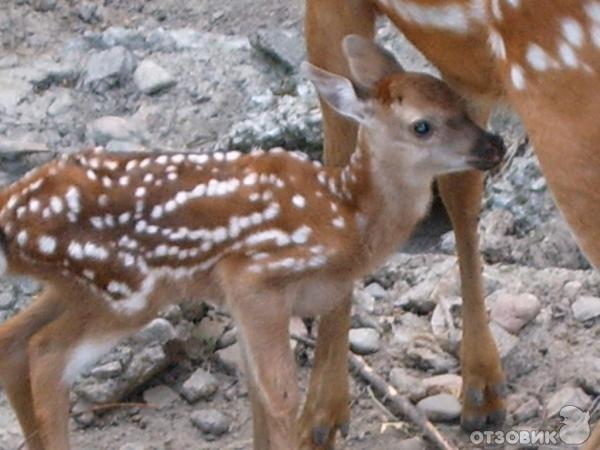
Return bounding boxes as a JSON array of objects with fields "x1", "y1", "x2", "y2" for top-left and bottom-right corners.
[{"x1": 1, "y1": 1, "x2": 599, "y2": 450}]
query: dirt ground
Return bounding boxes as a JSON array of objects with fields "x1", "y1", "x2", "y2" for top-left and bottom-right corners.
[{"x1": 1, "y1": 1, "x2": 600, "y2": 450}]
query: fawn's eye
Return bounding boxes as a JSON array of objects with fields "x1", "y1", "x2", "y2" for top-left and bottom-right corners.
[{"x1": 412, "y1": 120, "x2": 432, "y2": 138}]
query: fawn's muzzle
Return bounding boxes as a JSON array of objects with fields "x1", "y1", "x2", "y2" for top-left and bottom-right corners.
[{"x1": 469, "y1": 132, "x2": 506, "y2": 171}]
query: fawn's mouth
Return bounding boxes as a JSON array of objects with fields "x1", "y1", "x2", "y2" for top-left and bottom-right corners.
[{"x1": 468, "y1": 132, "x2": 506, "y2": 171}]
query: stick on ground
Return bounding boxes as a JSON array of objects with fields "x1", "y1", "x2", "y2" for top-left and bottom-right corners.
[{"x1": 291, "y1": 333, "x2": 458, "y2": 450}]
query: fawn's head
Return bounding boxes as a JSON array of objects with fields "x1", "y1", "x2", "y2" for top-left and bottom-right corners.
[{"x1": 302, "y1": 35, "x2": 505, "y2": 176}]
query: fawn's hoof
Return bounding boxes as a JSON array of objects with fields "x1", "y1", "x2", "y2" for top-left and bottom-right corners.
[{"x1": 460, "y1": 381, "x2": 508, "y2": 432}]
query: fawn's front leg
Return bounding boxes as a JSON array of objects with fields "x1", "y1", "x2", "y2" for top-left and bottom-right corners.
[
  {"x1": 223, "y1": 275, "x2": 301, "y2": 450},
  {"x1": 437, "y1": 170, "x2": 506, "y2": 431},
  {"x1": 303, "y1": 2, "x2": 375, "y2": 448},
  {"x1": 299, "y1": 293, "x2": 352, "y2": 450}
]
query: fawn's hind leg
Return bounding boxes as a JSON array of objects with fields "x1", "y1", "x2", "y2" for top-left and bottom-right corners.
[
  {"x1": 0, "y1": 288, "x2": 64, "y2": 450},
  {"x1": 26, "y1": 292, "x2": 125, "y2": 450}
]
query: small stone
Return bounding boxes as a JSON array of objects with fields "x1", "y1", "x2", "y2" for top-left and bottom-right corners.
[
  {"x1": 395, "y1": 280, "x2": 436, "y2": 314},
  {"x1": 191, "y1": 409, "x2": 230, "y2": 436},
  {"x1": 90, "y1": 361, "x2": 122, "y2": 379},
  {"x1": 577, "y1": 357, "x2": 600, "y2": 394},
  {"x1": 563, "y1": 281, "x2": 583, "y2": 299},
  {"x1": 251, "y1": 29, "x2": 305, "y2": 71},
  {"x1": 143, "y1": 385, "x2": 179, "y2": 408},
  {"x1": 181, "y1": 368, "x2": 219, "y2": 403},
  {"x1": 405, "y1": 335, "x2": 459, "y2": 373},
  {"x1": 101, "y1": 27, "x2": 146, "y2": 49},
  {"x1": 86, "y1": 116, "x2": 146, "y2": 146},
  {"x1": 78, "y1": 2, "x2": 101, "y2": 23},
  {"x1": 47, "y1": 90, "x2": 73, "y2": 117},
  {"x1": 389, "y1": 368, "x2": 426, "y2": 402},
  {"x1": 546, "y1": 386, "x2": 591, "y2": 418},
  {"x1": 32, "y1": 0, "x2": 57, "y2": 12},
  {"x1": 133, "y1": 318, "x2": 176, "y2": 346},
  {"x1": 396, "y1": 437, "x2": 428, "y2": 450},
  {"x1": 72, "y1": 400, "x2": 96, "y2": 427},
  {"x1": 488, "y1": 290, "x2": 541, "y2": 334},
  {"x1": 416, "y1": 394, "x2": 461, "y2": 422},
  {"x1": 118, "y1": 444, "x2": 147, "y2": 450},
  {"x1": 133, "y1": 60, "x2": 176, "y2": 95},
  {"x1": 354, "y1": 288, "x2": 375, "y2": 313},
  {"x1": 216, "y1": 342, "x2": 243, "y2": 375},
  {"x1": 216, "y1": 328, "x2": 237, "y2": 350},
  {"x1": 489, "y1": 322, "x2": 519, "y2": 359},
  {"x1": 0, "y1": 75, "x2": 31, "y2": 116},
  {"x1": 422, "y1": 374, "x2": 462, "y2": 397},
  {"x1": 349, "y1": 328, "x2": 380, "y2": 355},
  {"x1": 365, "y1": 282, "x2": 386, "y2": 299},
  {"x1": 572, "y1": 296, "x2": 600, "y2": 322},
  {"x1": 512, "y1": 397, "x2": 540, "y2": 423},
  {"x1": 83, "y1": 46, "x2": 136, "y2": 93},
  {"x1": 0, "y1": 291, "x2": 15, "y2": 310}
]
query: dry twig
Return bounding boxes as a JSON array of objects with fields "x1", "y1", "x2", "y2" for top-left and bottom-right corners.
[{"x1": 291, "y1": 333, "x2": 458, "y2": 450}]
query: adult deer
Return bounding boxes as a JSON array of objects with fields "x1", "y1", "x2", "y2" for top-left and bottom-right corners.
[
  {"x1": 0, "y1": 38, "x2": 503, "y2": 449},
  {"x1": 305, "y1": 0, "x2": 600, "y2": 447}
]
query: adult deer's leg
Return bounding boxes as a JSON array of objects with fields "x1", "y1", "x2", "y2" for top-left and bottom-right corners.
[
  {"x1": 305, "y1": 0, "x2": 375, "y2": 166},
  {"x1": 303, "y1": 1, "x2": 375, "y2": 447},
  {"x1": 0, "y1": 288, "x2": 63, "y2": 450},
  {"x1": 436, "y1": 106, "x2": 506, "y2": 430}
]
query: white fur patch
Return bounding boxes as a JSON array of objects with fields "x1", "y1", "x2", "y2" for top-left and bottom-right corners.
[
  {"x1": 388, "y1": 0, "x2": 474, "y2": 33},
  {"x1": 63, "y1": 339, "x2": 119, "y2": 385}
]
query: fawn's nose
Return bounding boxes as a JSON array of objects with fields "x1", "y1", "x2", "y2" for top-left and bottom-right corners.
[{"x1": 469, "y1": 132, "x2": 506, "y2": 170}]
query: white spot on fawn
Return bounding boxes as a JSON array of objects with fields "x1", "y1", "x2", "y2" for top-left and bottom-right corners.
[
  {"x1": 510, "y1": 64, "x2": 526, "y2": 90},
  {"x1": 292, "y1": 194, "x2": 306, "y2": 209},
  {"x1": 38, "y1": 235, "x2": 57, "y2": 254},
  {"x1": 526, "y1": 43, "x2": 554, "y2": 71},
  {"x1": 561, "y1": 18, "x2": 584, "y2": 47},
  {"x1": 16, "y1": 230, "x2": 28, "y2": 246},
  {"x1": 488, "y1": 29, "x2": 506, "y2": 59}
]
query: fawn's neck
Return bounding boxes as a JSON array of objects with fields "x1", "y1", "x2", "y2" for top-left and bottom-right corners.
[{"x1": 331, "y1": 127, "x2": 435, "y2": 269}]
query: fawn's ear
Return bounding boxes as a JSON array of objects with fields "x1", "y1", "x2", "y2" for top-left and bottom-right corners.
[
  {"x1": 342, "y1": 35, "x2": 404, "y2": 90},
  {"x1": 301, "y1": 62, "x2": 370, "y2": 124}
]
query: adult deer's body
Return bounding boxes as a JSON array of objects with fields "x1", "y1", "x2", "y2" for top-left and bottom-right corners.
[
  {"x1": 305, "y1": 0, "x2": 600, "y2": 447},
  {"x1": 0, "y1": 38, "x2": 503, "y2": 449}
]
